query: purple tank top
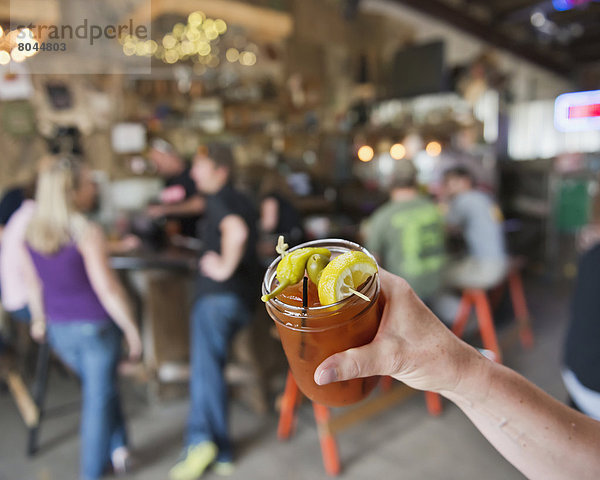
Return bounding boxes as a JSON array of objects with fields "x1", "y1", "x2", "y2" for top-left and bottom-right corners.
[{"x1": 27, "y1": 242, "x2": 109, "y2": 324}]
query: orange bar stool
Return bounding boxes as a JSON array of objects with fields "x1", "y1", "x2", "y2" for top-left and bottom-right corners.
[
  {"x1": 425, "y1": 287, "x2": 502, "y2": 417},
  {"x1": 507, "y1": 257, "x2": 534, "y2": 349},
  {"x1": 277, "y1": 371, "x2": 415, "y2": 476},
  {"x1": 425, "y1": 257, "x2": 535, "y2": 416},
  {"x1": 277, "y1": 371, "x2": 341, "y2": 476}
]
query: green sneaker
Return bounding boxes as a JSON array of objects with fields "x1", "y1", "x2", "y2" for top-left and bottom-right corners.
[
  {"x1": 169, "y1": 442, "x2": 218, "y2": 480},
  {"x1": 213, "y1": 461, "x2": 235, "y2": 476}
]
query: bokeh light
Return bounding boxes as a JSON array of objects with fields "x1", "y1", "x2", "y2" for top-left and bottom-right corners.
[
  {"x1": 239, "y1": 51, "x2": 257, "y2": 66},
  {"x1": 164, "y1": 49, "x2": 179, "y2": 64},
  {"x1": 172, "y1": 23, "x2": 186, "y2": 38},
  {"x1": 197, "y1": 42, "x2": 211, "y2": 56},
  {"x1": 0, "y1": 50, "x2": 10, "y2": 65},
  {"x1": 226, "y1": 48, "x2": 239, "y2": 62},
  {"x1": 390, "y1": 143, "x2": 406, "y2": 160},
  {"x1": 214, "y1": 19, "x2": 227, "y2": 34},
  {"x1": 10, "y1": 47, "x2": 26, "y2": 63},
  {"x1": 358, "y1": 145, "x2": 375, "y2": 162},
  {"x1": 426, "y1": 141, "x2": 442, "y2": 157},
  {"x1": 188, "y1": 11, "x2": 205, "y2": 27},
  {"x1": 123, "y1": 41, "x2": 136, "y2": 56},
  {"x1": 121, "y1": 10, "x2": 227, "y2": 64},
  {"x1": 162, "y1": 34, "x2": 177, "y2": 49}
]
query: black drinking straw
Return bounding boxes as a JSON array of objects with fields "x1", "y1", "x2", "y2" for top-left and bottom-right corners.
[
  {"x1": 300, "y1": 276, "x2": 307, "y2": 359},
  {"x1": 302, "y1": 276, "x2": 308, "y2": 311}
]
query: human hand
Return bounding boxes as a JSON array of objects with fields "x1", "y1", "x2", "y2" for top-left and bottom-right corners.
[
  {"x1": 125, "y1": 328, "x2": 143, "y2": 362},
  {"x1": 199, "y1": 251, "x2": 231, "y2": 282},
  {"x1": 30, "y1": 320, "x2": 46, "y2": 343},
  {"x1": 160, "y1": 185, "x2": 186, "y2": 204},
  {"x1": 119, "y1": 234, "x2": 142, "y2": 252},
  {"x1": 314, "y1": 269, "x2": 485, "y2": 395},
  {"x1": 146, "y1": 204, "x2": 166, "y2": 218}
]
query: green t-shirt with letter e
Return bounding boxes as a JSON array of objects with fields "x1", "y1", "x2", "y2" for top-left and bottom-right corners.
[{"x1": 365, "y1": 196, "x2": 446, "y2": 300}]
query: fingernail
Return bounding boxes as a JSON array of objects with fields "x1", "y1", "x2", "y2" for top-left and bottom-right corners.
[{"x1": 316, "y1": 368, "x2": 337, "y2": 385}]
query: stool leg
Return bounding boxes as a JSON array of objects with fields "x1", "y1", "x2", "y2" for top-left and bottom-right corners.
[
  {"x1": 508, "y1": 272, "x2": 534, "y2": 349},
  {"x1": 452, "y1": 293, "x2": 473, "y2": 338},
  {"x1": 313, "y1": 403, "x2": 341, "y2": 476},
  {"x1": 380, "y1": 376, "x2": 394, "y2": 392},
  {"x1": 489, "y1": 284, "x2": 506, "y2": 310},
  {"x1": 425, "y1": 391, "x2": 442, "y2": 416},
  {"x1": 28, "y1": 342, "x2": 51, "y2": 456},
  {"x1": 430, "y1": 293, "x2": 472, "y2": 418},
  {"x1": 277, "y1": 370, "x2": 300, "y2": 440},
  {"x1": 472, "y1": 292, "x2": 502, "y2": 364}
]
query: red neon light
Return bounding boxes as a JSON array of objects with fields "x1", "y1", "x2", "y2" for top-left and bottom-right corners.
[{"x1": 568, "y1": 104, "x2": 600, "y2": 119}]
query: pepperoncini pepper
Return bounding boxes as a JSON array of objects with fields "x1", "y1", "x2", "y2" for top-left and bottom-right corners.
[
  {"x1": 306, "y1": 254, "x2": 330, "y2": 285},
  {"x1": 261, "y1": 247, "x2": 331, "y2": 302}
]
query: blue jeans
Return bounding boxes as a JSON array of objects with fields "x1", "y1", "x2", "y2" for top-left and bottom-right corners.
[
  {"x1": 47, "y1": 320, "x2": 127, "y2": 480},
  {"x1": 187, "y1": 293, "x2": 251, "y2": 462}
]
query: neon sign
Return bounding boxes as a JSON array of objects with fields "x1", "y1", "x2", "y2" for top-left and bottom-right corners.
[
  {"x1": 555, "y1": 90, "x2": 600, "y2": 132},
  {"x1": 552, "y1": 0, "x2": 595, "y2": 11}
]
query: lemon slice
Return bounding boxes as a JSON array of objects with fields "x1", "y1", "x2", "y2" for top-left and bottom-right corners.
[{"x1": 318, "y1": 251, "x2": 377, "y2": 305}]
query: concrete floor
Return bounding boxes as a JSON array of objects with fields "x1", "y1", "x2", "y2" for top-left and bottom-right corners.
[{"x1": 0, "y1": 278, "x2": 571, "y2": 480}]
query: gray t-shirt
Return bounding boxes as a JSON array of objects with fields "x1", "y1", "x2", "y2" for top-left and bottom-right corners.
[{"x1": 446, "y1": 190, "x2": 506, "y2": 261}]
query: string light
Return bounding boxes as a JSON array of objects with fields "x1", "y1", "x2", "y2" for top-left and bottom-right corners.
[
  {"x1": 188, "y1": 11, "x2": 205, "y2": 26},
  {"x1": 172, "y1": 23, "x2": 186, "y2": 38},
  {"x1": 181, "y1": 40, "x2": 195, "y2": 55},
  {"x1": 358, "y1": 145, "x2": 375, "y2": 162},
  {"x1": 162, "y1": 34, "x2": 177, "y2": 49},
  {"x1": 205, "y1": 29, "x2": 219, "y2": 41},
  {"x1": 214, "y1": 19, "x2": 227, "y2": 34},
  {"x1": 121, "y1": 11, "x2": 231, "y2": 67},
  {"x1": 239, "y1": 51, "x2": 256, "y2": 66},
  {"x1": 426, "y1": 141, "x2": 442, "y2": 157},
  {"x1": 226, "y1": 48, "x2": 239, "y2": 62},
  {"x1": 390, "y1": 143, "x2": 406, "y2": 160},
  {"x1": 197, "y1": 42, "x2": 211, "y2": 56},
  {"x1": 0, "y1": 27, "x2": 41, "y2": 64},
  {"x1": 164, "y1": 49, "x2": 179, "y2": 64},
  {"x1": 135, "y1": 42, "x2": 147, "y2": 56},
  {"x1": 10, "y1": 47, "x2": 26, "y2": 63},
  {"x1": 123, "y1": 41, "x2": 136, "y2": 56}
]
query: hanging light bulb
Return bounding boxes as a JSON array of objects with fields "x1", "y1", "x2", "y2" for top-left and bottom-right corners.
[
  {"x1": 390, "y1": 143, "x2": 406, "y2": 160},
  {"x1": 358, "y1": 145, "x2": 374, "y2": 162},
  {"x1": 426, "y1": 141, "x2": 442, "y2": 157}
]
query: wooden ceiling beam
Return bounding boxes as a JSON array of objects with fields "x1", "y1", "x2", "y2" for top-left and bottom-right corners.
[{"x1": 391, "y1": 0, "x2": 573, "y2": 75}]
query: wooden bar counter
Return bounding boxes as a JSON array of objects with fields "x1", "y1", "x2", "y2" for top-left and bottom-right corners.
[{"x1": 111, "y1": 247, "x2": 199, "y2": 400}]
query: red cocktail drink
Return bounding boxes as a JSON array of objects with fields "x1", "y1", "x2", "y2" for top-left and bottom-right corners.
[{"x1": 263, "y1": 239, "x2": 381, "y2": 407}]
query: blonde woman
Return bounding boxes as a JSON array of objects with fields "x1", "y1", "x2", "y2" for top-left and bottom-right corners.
[{"x1": 22, "y1": 157, "x2": 142, "y2": 480}]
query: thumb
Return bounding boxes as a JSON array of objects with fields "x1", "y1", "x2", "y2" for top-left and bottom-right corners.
[{"x1": 314, "y1": 341, "x2": 387, "y2": 385}]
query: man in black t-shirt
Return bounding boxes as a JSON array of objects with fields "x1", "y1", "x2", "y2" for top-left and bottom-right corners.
[
  {"x1": 146, "y1": 138, "x2": 204, "y2": 237},
  {"x1": 169, "y1": 142, "x2": 258, "y2": 480},
  {"x1": 563, "y1": 242, "x2": 600, "y2": 420}
]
